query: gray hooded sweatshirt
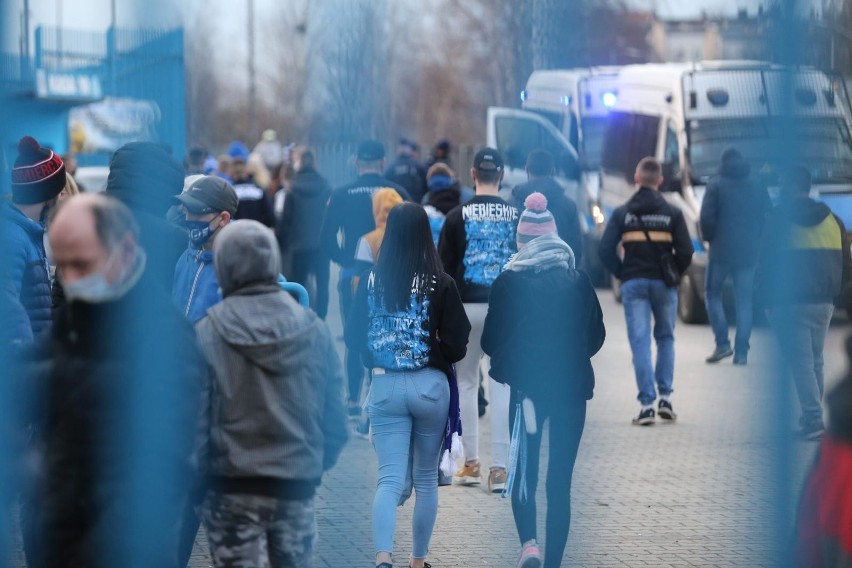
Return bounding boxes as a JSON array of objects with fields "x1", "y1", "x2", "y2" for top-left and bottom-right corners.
[{"x1": 195, "y1": 220, "x2": 348, "y2": 498}]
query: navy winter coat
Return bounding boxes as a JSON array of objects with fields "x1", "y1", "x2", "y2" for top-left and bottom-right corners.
[
  {"x1": 700, "y1": 157, "x2": 772, "y2": 267},
  {"x1": 0, "y1": 202, "x2": 52, "y2": 344}
]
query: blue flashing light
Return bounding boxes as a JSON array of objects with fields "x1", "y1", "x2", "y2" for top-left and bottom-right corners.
[
  {"x1": 520, "y1": 90, "x2": 528, "y2": 103},
  {"x1": 602, "y1": 91, "x2": 617, "y2": 108}
]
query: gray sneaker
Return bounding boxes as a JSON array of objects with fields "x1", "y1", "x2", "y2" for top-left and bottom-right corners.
[{"x1": 706, "y1": 346, "x2": 733, "y2": 363}]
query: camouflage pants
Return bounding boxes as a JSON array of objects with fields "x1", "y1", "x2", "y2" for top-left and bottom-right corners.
[{"x1": 203, "y1": 492, "x2": 316, "y2": 568}]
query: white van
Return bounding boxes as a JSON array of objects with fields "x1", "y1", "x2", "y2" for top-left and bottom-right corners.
[
  {"x1": 486, "y1": 67, "x2": 620, "y2": 284},
  {"x1": 598, "y1": 61, "x2": 852, "y2": 322}
]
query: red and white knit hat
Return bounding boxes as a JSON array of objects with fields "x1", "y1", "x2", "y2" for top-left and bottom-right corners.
[
  {"x1": 516, "y1": 192, "x2": 557, "y2": 249},
  {"x1": 11, "y1": 136, "x2": 66, "y2": 205}
]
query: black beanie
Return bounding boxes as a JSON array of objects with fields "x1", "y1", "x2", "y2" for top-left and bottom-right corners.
[{"x1": 11, "y1": 136, "x2": 66, "y2": 205}]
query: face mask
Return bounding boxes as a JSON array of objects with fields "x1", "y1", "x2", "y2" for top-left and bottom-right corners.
[
  {"x1": 64, "y1": 251, "x2": 124, "y2": 304},
  {"x1": 182, "y1": 215, "x2": 221, "y2": 248}
]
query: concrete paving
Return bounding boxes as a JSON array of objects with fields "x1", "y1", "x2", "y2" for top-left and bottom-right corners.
[{"x1": 9, "y1": 275, "x2": 850, "y2": 567}]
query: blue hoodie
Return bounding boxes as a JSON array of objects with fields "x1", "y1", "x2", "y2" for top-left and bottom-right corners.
[{"x1": 172, "y1": 246, "x2": 222, "y2": 323}]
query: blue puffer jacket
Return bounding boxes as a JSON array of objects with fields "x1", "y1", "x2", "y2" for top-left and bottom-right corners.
[
  {"x1": 172, "y1": 246, "x2": 222, "y2": 323},
  {"x1": 0, "y1": 202, "x2": 52, "y2": 344}
]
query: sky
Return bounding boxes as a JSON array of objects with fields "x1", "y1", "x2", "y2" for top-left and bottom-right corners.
[{"x1": 15, "y1": 0, "x2": 777, "y2": 34}]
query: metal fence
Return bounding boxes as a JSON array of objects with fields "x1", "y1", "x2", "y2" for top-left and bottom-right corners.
[{"x1": 1, "y1": 25, "x2": 185, "y2": 163}]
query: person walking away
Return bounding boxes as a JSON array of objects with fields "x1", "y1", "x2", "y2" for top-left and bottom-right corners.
[
  {"x1": 18, "y1": 194, "x2": 204, "y2": 567},
  {"x1": 425, "y1": 139, "x2": 452, "y2": 171},
  {"x1": 482, "y1": 192, "x2": 605, "y2": 568},
  {"x1": 196, "y1": 220, "x2": 348, "y2": 568},
  {"x1": 757, "y1": 166, "x2": 851, "y2": 440},
  {"x1": 438, "y1": 147, "x2": 519, "y2": 491},
  {"x1": 172, "y1": 176, "x2": 239, "y2": 324},
  {"x1": 253, "y1": 129, "x2": 284, "y2": 177},
  {"x1": 384, "y1": 138, "x2": 427, "y2": 204},
  {"x1": 1, "y1": 136, "x2": 64, "y2": 346},
  {"x1": 353, "y1": 188, "x2": 405, "y2": 283},
  {"x1": 105, "y1": 141, "x2": 187, "y2": 291},
  {"x1": 700, "y1": 148, "x2": 771, "y2": 365},
  {"x1": 276, "y1": 147, "x2": 333, "y2": 318},
  {"x1": 510, "y1": 149, "x2": 584, "y2": 268},
  {"x1": 599, "y1": 157, "x2": 693, "y2": 426},
  {"x1": 345, "y1": 203, "x2": 470, "y2": 568},
  {"x1": 422, "y1": 163, "x2": 463, "y2": 246},
  {"x1": 231, "y1": 155, "x2": 275, "y2": 227},
  {"x1": 320, "y1": 140, "x2": 411, "y2": 423}
]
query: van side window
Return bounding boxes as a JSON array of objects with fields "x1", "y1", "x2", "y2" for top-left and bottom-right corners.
[
  {"x1": 495, "y1": 115, "x2": 579, "y2": 179},
  {"x1": 601, "y1": 112, "x2": 660, "y2": 183},
  {"x1": 664, "y1": 125, "x2": 680, "y2": 174}
]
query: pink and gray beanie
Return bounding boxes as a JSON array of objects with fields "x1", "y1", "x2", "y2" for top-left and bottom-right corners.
[{"x1": 516, "y1": 192, "x2": 557, "y2": 248}]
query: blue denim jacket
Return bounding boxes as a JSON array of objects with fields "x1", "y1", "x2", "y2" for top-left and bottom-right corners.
[{"x1": 172, "y1": 246, "x2": 222, "y2": 323}]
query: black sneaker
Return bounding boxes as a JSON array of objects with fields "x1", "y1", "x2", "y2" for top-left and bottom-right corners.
[
  {"x1": 658, "y1": 399, "x2": 677, "y2": 421},
  {"x1": 632, "y1": 407, "x2": 655, "y2": 426},
  {"x1": 706, "y1": 346, "x2": 734, "y2": 363},
  {"x1": 733, "y1": 352, "x2": 748, "y2": 366}
]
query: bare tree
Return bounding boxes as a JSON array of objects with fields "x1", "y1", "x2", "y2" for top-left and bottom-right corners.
[
  {"x1": 185, "y1": 7, "x2": 222, "y2": 148},
  {"x1": 305, "y1": 0, "x2": 391, "y2": 142}
]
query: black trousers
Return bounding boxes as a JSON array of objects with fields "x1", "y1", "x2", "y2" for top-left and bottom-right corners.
[
  {"x1": 510, "y1": 389, "x2": 586, "y2": 568},
  {"x1": 337, "y1": 274, "x2": 364, "y2": 405},
  {"x1": 289, "y1": 251, "x2": 330, "y2": 320}
]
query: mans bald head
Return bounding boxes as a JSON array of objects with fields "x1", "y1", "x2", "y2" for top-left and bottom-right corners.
[{"x1": 49, "y1": 193, "x2": 140, "y2": 286}]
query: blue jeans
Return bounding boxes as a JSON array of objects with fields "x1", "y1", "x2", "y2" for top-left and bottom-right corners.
[
  {"x1": 367, "y1": 368, "x2": 450, "y2": 559},
  {"x1": 621, "y1": 278, "x2": 678, "y2": 406},
  {"x1": 705, "y1": 260, "x2": 756, "y2": 354}
]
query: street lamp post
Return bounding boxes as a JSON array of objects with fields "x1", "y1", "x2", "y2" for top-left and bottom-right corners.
[{"x1": 248, "y1": 0, "x2": 257, "y2": 141}]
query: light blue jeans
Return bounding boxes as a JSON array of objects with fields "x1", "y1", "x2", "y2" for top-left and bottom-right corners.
[
  {"x1": 622, "y1": 278, "x2": 678, "y2": 406},
  {"x1": 367, "y1": 367, "x2": 449, "y2": 560}
]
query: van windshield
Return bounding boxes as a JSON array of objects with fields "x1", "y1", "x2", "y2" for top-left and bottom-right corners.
[
  {"x1": 687, "y1": 117, "x2": 852, "y2": 185},
  {"x1": 580, "y1": 117, "x2": 607, "y2": 170}
]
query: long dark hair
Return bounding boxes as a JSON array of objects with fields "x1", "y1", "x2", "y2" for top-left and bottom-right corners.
[{"x1": 372, "y1": 203, "x2": 443, "y2": 312}]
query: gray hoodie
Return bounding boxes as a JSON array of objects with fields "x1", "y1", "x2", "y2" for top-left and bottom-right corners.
[{"x1": 195, "y1": 221, "x2": 347, "y2": 496}]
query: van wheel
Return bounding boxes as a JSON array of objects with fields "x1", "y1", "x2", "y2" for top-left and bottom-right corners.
[
  {"x1": 612, "y1": 276, "x2": 622, "y2": 304},
  {"x1": 678, "y1": 272, "x2": 707, "y2": 324}
]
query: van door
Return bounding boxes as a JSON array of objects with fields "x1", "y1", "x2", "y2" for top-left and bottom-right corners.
[{"x1": 486, "y1": 107, "x2": 581, "y2": 203}]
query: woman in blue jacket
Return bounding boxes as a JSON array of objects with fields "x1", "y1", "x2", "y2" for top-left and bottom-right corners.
[{"x1": 345, "y1": 203, "x2": 471, "y2": 568}]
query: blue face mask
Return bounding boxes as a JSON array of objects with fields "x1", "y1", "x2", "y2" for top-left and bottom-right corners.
[
  {"x1": 182, "y1": 215, "x2": 221, "y2": 248},
  {"x1": 64, "y1": 249, "x2": 146, "y2": 304}
]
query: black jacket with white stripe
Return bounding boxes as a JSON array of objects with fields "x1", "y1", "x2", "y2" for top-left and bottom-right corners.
[{"x1": 599, "y1": 186, "x2": 694, "y2": 283}]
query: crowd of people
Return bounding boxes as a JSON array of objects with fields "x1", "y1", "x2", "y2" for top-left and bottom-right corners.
[{"x1": 1, "y1": 128, "x2": 851, "y2": 568}]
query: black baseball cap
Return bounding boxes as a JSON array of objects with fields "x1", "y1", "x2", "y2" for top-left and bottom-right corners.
[
  {"x1": 473, "y1": 147, "x2": 504, "y2": 172},
  {"x1": 357, "y1": 139, "x2": 385, "y2": 161},
  {"x1": 175, "y1": 175, "x2": 239, "y2": 215}
]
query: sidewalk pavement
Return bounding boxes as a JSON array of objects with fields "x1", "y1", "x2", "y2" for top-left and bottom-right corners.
[{"x1": 9, "y1": 272, "x2": 848, "y2": 567}]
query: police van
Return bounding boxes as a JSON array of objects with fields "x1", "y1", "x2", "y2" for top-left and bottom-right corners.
[
  {"x1": 598, "y1": 61, "x2": 852, "y2": 322},
  {"x1": 486, "y1": 67, "x2": 620, "y2": 284}
]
